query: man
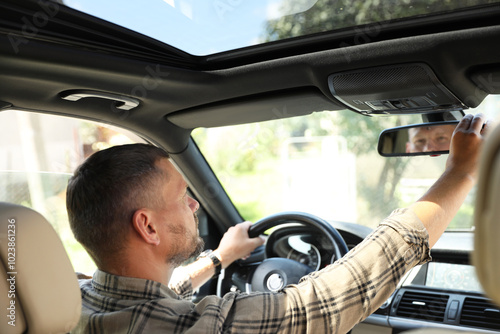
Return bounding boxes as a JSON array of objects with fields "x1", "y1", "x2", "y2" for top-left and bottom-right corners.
[
  {"x1": 67, "y1": 142, "x2": 263, "y2": 298},
  {"x1": 67, "y1": 114, "x2": 488, "y2": 333},
  {"x1": 406, "y1": 123, "x2": 456, "y2": 153}
]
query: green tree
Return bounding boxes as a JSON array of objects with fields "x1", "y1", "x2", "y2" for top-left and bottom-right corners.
[{"x1": 265, "y1": 0, "x2": 499, "y2": 42}]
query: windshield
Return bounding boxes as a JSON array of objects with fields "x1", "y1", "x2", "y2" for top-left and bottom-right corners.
[
  {"x1": 62, "y1": 0, "x2": 500, "y2": 55},
  {"x1": 192, "y1": 95, "x2": 500, "y2": 230}
]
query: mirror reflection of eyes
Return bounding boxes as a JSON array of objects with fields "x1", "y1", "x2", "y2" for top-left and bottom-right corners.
[
  {"x1": 378, "y1": 121, "x2": 458, "y2": 157},
  {"x1": 436, "y1": 135, "x2": 450, "y2": 144},
  {"x1": 412, "y1": 138, "x2": 427, "y2": 151}
]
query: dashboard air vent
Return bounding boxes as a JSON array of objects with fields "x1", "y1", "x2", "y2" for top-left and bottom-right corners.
[
  {"x1": 460, "y1": 298, "x2": 500, "y2": 330},
  {"x1": 396, "y1": 291, "x2": 449, "y2": 322}
]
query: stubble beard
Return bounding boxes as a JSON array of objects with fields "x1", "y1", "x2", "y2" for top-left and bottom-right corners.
[{"x1": 169, "y1": 213, "x2": 205, "y2": 267}]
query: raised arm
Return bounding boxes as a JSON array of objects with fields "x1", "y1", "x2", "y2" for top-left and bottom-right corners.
[{"x1": 410, "y1": 113, "x2": 490, "y2": 247}]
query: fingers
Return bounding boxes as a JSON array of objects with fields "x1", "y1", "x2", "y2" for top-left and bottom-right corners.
[
  {"x1": 456, "y1": 113, "x2": 483, "y2": 132},
  {"x1": 453, "y1": 113, "x2": 490, "y2": 142},
  {"x1": 238, "y1": 221, "x2": 265, "y2": 245},
  {"x1": 238, "y1": 221, "x2": 253, "y2": 231},
  {"x1": 457, "y1": 113, "x2": 489, "y2": 132},
  {"x1": 238, "y1": 221, "x2": 264, "y2": 259},
  {"x1": 455, "y1": 113, "x2": 474, "y2": 132},
  {"x1": 237, "y1": 221, "x2": 263, "y2": 241},
  {"x1": 254, "y1": 236, "x2": 265, "y2": 247},
  {"x1": 216, "y1": 221, "x2": 265, "y2": 266},
  {"x1": 240, "y1": 238, "x2": 265, "y2": 261},
  {"x1": 469, "y1": 113, "x2": 486, "y2": 133},
  {"x1": 446, "y1": 113, "x2": 491, "y2": 182}
]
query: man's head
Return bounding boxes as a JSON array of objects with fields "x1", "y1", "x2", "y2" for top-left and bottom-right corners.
[
  {"x1": 406, "y1": 124, "x2": 455, "y2": 153},
  {"x1": 66, "y1": 144, "x2": 203, "y2": 269}
]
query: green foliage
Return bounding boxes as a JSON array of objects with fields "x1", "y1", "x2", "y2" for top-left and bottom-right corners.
[
  {"x1": 265, "y1": 0, "x2": 499, "y2": 42},
  {"x1": 233, "y1": 200, "x2": 263, "y2": 223}
]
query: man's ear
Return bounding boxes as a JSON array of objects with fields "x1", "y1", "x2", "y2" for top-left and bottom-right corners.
[{"x1": 132, "y1": 209, "x2": 160, "y2": 246}]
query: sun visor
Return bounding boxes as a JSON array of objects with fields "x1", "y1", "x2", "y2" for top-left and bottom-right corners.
[
  {"x1": 328, "y1": 63, "x2": 466, "y2": 115},
  {"x1": 167, "y1": 88, "x2": 344, "y2": 129}
]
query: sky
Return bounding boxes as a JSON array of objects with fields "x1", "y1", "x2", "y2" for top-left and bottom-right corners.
[{"x1": 63, "y1": 0, "x2": 318, "y2": 55}]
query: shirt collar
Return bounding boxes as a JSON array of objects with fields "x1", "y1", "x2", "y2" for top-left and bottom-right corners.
[{"x1": 91, "y1": 269, "x2": 179, "y2": 300}]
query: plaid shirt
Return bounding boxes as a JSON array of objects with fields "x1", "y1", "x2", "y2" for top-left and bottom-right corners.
[
  {"x1": 72, "y1": 208, "x2": 430, "y2": 334},
  {"x1": 169, "y1": 271, "x2": 194, "y2": 301}
]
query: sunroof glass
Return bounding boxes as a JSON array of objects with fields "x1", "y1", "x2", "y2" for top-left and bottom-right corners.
[{"x1": 63, "y1": 0, "x2": 500, "y2": 56}]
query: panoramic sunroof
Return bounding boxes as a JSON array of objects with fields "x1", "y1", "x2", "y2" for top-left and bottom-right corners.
[{"x1": 63, "y1": 0, "x2": 500, "y2": 56}]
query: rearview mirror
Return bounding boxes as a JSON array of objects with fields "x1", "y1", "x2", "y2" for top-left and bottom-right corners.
[{"x1": 378, "y1": 121, "x2": 459, "y2": 157}]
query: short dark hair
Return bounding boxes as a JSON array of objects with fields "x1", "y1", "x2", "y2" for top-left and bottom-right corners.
[{"x1": 66, "y1": 144, "x2": 169, "y2": 268}]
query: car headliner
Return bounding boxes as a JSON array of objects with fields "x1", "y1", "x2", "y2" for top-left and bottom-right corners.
[{"x1": 1, "y1": 0, "x2": 500, "y2": 228}]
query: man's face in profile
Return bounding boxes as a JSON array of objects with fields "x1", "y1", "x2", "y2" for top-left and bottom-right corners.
[{"x1": 406, "y1": 124, "x2": 456, "y2": 153}]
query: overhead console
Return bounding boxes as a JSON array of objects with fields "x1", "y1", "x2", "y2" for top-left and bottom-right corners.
[{"x1": 328, "y1": 63, "x2": 467, "y2": 115}]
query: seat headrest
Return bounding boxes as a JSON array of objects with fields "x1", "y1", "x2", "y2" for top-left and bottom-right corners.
[
  {"x1": 474, "y1": 123, "x2": 500, "y2": 306},
  {"x1": 0, "y1": 202, "x2": 81, "y2": 334}
]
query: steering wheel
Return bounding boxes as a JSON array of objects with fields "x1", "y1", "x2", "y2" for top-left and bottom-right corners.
[{"x1": 218, "y1": 212, "x2": 349, "y2": 295}]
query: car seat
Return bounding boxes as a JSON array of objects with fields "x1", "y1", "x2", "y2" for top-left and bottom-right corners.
[{"x1": 0, "y1": 202, "x2": 81, "y2": 333}]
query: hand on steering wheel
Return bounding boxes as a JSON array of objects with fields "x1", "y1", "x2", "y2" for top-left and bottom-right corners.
[{"x1": 217, "y1": 212, "x2": 349, "y2": 295}]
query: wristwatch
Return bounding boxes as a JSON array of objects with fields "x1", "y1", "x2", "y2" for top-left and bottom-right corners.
[{"x1": 198, "y1": 250, "x2": 222, "y2": 278}]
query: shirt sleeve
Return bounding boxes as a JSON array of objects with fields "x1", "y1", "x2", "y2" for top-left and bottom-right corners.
[
  {"x1": 182, "y1": 207, "x2": 430, "y2": 334},
  {"x1": 276, "y1": 207, "x2": 431, "y2": 333}
]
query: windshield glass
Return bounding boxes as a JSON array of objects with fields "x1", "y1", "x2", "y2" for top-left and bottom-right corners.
[
  {"x1": 62, "y1": 0, "x2": 500, "y2": 55},
  {"x1": 192, "y1": 95, "x2": 500, "y2": 230}
]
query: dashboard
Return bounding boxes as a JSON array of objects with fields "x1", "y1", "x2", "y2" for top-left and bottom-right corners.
[{"x1": 363, "y1": 233, "x2": 500, "y2": 333}]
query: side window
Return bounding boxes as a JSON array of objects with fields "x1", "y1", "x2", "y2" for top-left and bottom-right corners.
[{"x1": 0, "y1": 110, "x2": 146, "y2": 274}]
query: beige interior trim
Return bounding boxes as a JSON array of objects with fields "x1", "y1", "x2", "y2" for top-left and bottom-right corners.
[{"x1": 473, "y1": 123, "x2": 500, "y2": 306}]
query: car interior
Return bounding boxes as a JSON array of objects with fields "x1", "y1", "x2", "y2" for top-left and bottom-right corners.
[{"x1": 1, "y1": 0, "x2": 500, "y2": 333}]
